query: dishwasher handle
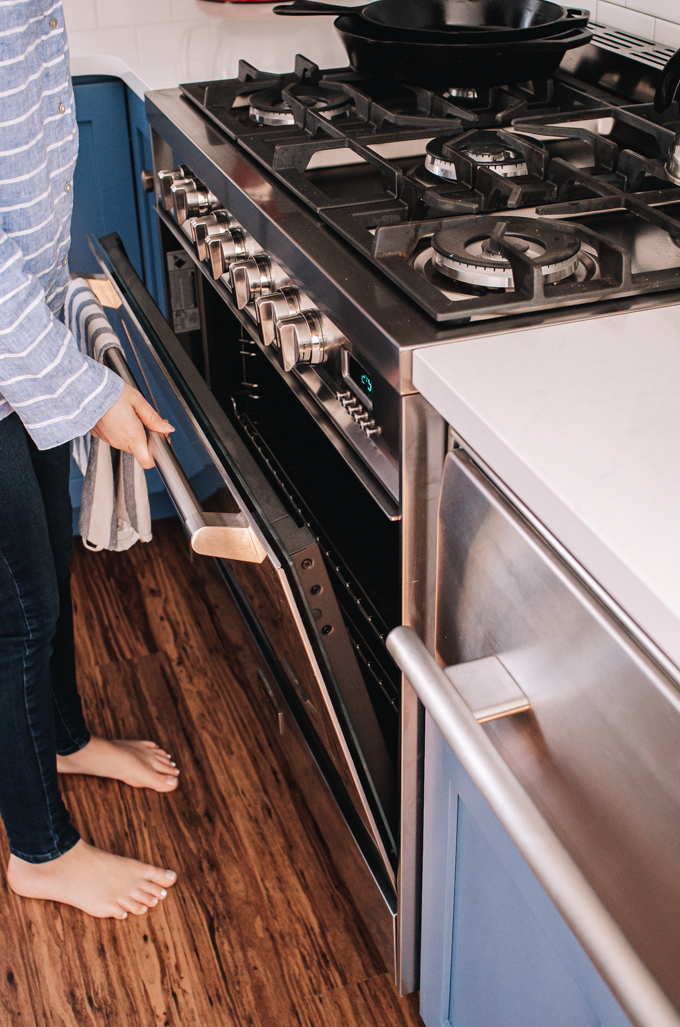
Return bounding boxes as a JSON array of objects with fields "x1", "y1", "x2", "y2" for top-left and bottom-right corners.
[
  {"x1": 105, "y1": 347, "x2": 266, "y2": 564},
  {"x1": 386, "y1": 625, "x2": 680, "y2": 1027}
]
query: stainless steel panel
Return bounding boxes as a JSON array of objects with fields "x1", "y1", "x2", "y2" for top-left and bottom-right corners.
[
  {"x1": 387, "y1": 625, "x2": 680, "y2": 1027},
  {"x1": 249, "y1": 660, "x2": 397, "y2": 975},
  {"x1": 396, "y1": 392, "x2": 447, "y2": 995},
  {"x1": 561, "y1": 25, "x2": 673, "y2": 104},
  {"x1": 435, "y1": 448, "x2": 680, "y2": 1015}
]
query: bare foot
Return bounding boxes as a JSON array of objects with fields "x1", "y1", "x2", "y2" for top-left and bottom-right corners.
[
  {"x1": 57, "y1": 737, "x2": 180, "y2": 793},
  {"x1": 7, "y1": 840, "x2": 177, "y2": 919}
]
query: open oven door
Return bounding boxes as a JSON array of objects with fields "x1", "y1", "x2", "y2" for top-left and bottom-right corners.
[{"x1": 88, "y1": 232, "x2": 398, "y2": 975}]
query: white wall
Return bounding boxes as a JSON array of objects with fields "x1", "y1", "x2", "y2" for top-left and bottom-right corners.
[{"x1": 62, "y1": 0, "x2": 680, "y2": 93}]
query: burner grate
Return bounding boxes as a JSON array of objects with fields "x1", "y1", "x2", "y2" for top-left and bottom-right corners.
[{"x1": 181, "y1": 50, "x2": 680, "y2": 323}]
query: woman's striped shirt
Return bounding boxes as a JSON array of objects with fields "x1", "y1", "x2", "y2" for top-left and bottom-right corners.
[{"x1": 0, "y1": 0, "x2": 123, "y2": 450}]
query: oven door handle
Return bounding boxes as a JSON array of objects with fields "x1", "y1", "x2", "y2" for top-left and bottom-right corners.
[
  {"x1": 386, "y1": 625, "x2": 680, "y2": 1027},
  {"x1": 105, "y1": 346, "x2": 266, "y2": 564}
]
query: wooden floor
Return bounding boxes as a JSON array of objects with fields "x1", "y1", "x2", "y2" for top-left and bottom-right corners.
[{"x1": 0, "y1": 519, "x2": 423, "y2": 1027}]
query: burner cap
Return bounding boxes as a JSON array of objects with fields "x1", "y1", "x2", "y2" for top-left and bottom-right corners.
[
  {"x1": 444, "y1": 86, "x2": 478, "y2": 100},
  {"x1": 249, "y1": 83, "x2": 352, "y2": 126},
  {"x1": 431, "y1": 217, "x2": 581, "y2": 289},
  {"x1": 425, "y1": 131, "x2": 531, "y2": 181}
]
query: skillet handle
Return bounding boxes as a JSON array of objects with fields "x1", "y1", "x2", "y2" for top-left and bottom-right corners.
[
  {"x1": 273, "y1": 1, "x2": 357, "y2": 14},
  {"x1": 655, "y1": 48, "x2": 680, "y2": 113}
]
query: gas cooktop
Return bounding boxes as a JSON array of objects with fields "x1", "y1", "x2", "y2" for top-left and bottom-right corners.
[{"x1": 180, "y1": 42, "x2": 680, "y2": 323}]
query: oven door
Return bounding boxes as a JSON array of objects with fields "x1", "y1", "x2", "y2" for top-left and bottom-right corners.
[{"x1": 89, "y1": 232, "x2": 398, "y2": 970}]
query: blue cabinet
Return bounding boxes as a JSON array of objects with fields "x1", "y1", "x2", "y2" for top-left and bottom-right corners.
[
  {"x1": 69, "y1": 75, "x2": 168, "y2": 529},
  {"x1": 126, "y1": 87, "x2": 166, "y2": 312},
  {"x1": 71, "y1": 75, "x2": 163, "y2": 308},
  {"x1": 420, "y1": 713, "x2": 632, "y2": 1027},
  {"x1": 71, "y1": 77, "x2": 142, "y2": 278}
]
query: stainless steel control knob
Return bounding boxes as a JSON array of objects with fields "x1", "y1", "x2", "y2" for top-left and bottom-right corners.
[
  {"x1": 207, "y1": 229, "x2": 263, "y2": 280},
  {"x1": 229, "y1": 255, "x2": 290, "y2": 309},
  {"x1": 172, "y1": 181, "x2": 219, "y2": 225},
  {"x1": 274, "y1": 310, "x2": 346, "y2": 373},
  {"x1": 158, "y1": 166, "x2": 191, "y2": 210},
  {"x1": 189, "y1": 211, "x2": 236, "y2": 261},
  {"x1": 255, "y1": 288, "x2": 313, "y2": 345}
]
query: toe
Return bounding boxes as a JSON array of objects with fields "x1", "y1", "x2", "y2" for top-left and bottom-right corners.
[
  {"x1": 132, "y1": 887, "x2": 160, "y2": 906},
  {"x1": 146, "y1": 867, "x2": 178, "y2": 889},
  {"x1": 153, "y1": 754, "x2": 178, "y2": 771},
  {"x1": 121, "y1": 897, "x2": 149, "y2": 916},
  {"x1": 156, "y1": 775, "x2": 179, "y2": 792},
  {"x1": 140, "y1": 881, "x2": 168, "y2": 901}
]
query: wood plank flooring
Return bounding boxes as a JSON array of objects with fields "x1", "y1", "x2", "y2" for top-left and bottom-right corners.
[{"x1": 0, "y1": 518, "x2": 423, "y2": 1027}]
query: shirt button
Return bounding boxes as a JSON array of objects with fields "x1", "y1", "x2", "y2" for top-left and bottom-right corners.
[
  {"x1": 58, "y1": 103, "x2": 66, "y2": 114},
  {"x1": 49, "y1": 17, "x2": 58, "y2": 28},
  {"x1": 64, "y1": 182, "x2": 71, "y2": 193},
  {"x1": 62, "y1": 256, "x2": 67, "y2": 267}
]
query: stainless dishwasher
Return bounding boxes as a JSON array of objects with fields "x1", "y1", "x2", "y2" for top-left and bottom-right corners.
[{"x1": 388, "y1": 446, "x2": 680, "y2": 1027}]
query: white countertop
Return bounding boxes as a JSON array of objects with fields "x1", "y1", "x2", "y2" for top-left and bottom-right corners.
[{"x1": 413, "y1": 304, "x2": 680, "y2": 674}]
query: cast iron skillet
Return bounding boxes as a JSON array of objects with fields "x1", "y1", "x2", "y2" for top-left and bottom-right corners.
[
  {"x1": 273, "y1": 0, "x2": 589, "y2": 43},
  {"x1": 329, "y1": 14, "x2": 592, "y2": 87}
]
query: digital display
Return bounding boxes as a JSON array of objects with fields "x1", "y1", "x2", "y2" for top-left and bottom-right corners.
[{"x1": 347, "y1": 353, "x2": 374, "y2": 398}]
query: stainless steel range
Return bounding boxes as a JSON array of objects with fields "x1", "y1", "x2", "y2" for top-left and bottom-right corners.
[{"x1": 92, "y1": 22, "x2": 680, "y2": 997}]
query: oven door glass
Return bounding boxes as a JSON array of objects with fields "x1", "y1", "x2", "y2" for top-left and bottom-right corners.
[{"x1": 90, "y1": 232, "x2": 398, "y2": 880}]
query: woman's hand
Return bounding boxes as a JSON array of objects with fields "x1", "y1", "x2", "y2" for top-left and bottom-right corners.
[{"x1": 91, "y1": 383, "x2": 174, "y2": 469}]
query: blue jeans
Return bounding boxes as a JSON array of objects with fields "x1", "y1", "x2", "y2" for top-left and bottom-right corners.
[{"x1": 0, "y1": 412, "x2": 88, "y2": 862}]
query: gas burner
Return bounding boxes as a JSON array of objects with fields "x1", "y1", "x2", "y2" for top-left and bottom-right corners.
[
  {"x1": 444, "y1": 87, "x2": 478, "y2": 100},
  {"x1": 430, "y1": 217, "x2": 582, "y2": 290},
  {"x1": 248, "y1": 83, "x2": 352, "y2": 126},
  {"x1": 425, "y1": 131, "x2": 529, "y2": 181}
]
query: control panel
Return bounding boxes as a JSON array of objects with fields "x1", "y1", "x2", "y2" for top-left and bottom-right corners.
[{"x1": 156, "y1": 165, "x2": 396, "y2": 494}]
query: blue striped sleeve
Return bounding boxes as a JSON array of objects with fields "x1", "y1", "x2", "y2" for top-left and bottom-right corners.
[{"x1": 0, "y1": 225, "x2": 122, "y2": 447}]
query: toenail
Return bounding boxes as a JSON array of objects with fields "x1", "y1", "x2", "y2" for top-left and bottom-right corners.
[
  {"x1": 166, "y1": 777, "x2": 176, "y2": 785},
  {"x1": 122, "y1": 912, "x2": 128, "y2": 919},
  {"x1": 166, "y1": 870, "x2": 175, "y2": 880},
  {"x1": 140, "y1": 906, "x2": 148, "y2": 914},
  {"x1": 170, "y1": 762, "x2": 177, "y2": 767},
  {"x1": 151, "y1": 897, "x2": 158, "y2": 905},
  {"x1": 160, "y1": 889, "x2": 167, "y2": 898}
]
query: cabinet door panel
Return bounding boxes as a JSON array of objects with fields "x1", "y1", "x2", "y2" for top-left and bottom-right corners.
[
  {"x1": 450, "y1": 799, "x2": 599, "y2": 1027},
  {"x1": 420, "y1": 715, "x2": 631, "y2": 1027},
  {"x1": 71, "y1": 78, "x2": 142, "y2": 276}
]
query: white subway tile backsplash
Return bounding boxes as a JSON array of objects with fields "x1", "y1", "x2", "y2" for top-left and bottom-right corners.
[
  {"x1": 580, "y1": 1, "x2": 599, "y2": 17},
  {"x1": 627, "y1": 0, "x2": 680, "y2": 22},
  {"x1": 170, "y1": 0, "x2": 202, "y2": 21},
  {"x1": 654, "y1": 17, "x2": 680, "y2": 48},
  {"x1": 597, "y1": 1, "x2": 655, "y2": 36},
  {"x1": 135, "y1": 19, "x2": 198, "y2": 64},
  {"x1": 95, "y1": 0, "x2": 172, "y2": 29},
  {"x1": 62, "y1": 0, "x2": 97, "y2": 33},
  {"x1": 67, "y1": 26, "x2": 139, "y2": 65}
]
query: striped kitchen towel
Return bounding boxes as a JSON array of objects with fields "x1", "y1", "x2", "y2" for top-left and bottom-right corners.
[{"x1": 67, "y1": 279, "x2": 152, "y2": 552}]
